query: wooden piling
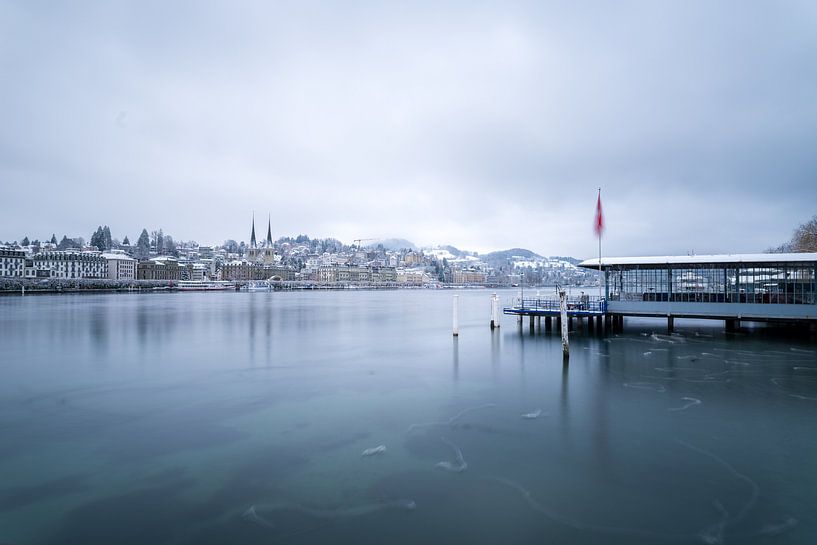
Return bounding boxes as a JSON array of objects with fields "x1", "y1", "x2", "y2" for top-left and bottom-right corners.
[{"x1": 559, "y1": 290, "x2": 569, "y2": 360}]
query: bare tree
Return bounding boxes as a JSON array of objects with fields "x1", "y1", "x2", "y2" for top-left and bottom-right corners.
[{"x1": 791, "y1": 215, "x2": 817, "y2": 252}]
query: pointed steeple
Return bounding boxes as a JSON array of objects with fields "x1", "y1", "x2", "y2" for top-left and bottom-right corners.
[
  {"x1": 250, "y1": 212, "x2": 257, "y2": 248},
  {"x1": 266, "y1": 215, "x2": 273, "y2": 247}
]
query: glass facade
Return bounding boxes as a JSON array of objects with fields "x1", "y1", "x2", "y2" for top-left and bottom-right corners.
[{"x1": 607, "y1": 263, "x2": 816, "y2": 304}]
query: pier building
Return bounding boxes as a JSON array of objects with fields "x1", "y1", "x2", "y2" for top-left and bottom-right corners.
[{"x1": 579, "y1": 253, "x2": 817, "y2": 328}]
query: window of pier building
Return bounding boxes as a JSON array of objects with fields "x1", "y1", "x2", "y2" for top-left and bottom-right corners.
[{"x1": 607, "y1": 263, "x2": 815, "y2": 304}]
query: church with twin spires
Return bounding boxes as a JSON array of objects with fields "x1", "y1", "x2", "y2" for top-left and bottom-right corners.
[{"x1": 247, "y1": 215, "x2": 277, "y2": 265}]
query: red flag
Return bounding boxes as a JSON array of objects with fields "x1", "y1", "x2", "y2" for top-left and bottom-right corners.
[{"x1": 594, "y1": 192, "x2": 604, "y2": 237}]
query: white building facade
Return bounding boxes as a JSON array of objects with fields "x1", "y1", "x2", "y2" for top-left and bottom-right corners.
[
  {"x1": 32, "y1": 251, "x2": 107, "y2": 279},
  {"x1": 102, "y1": 252, "x2": 136, "y2": 280},
  {"x1": 0, "y1": 248, "x2": 25, "y2": 278}
]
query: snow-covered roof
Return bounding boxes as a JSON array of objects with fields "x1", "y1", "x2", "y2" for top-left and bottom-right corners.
[
  {"x1": 101, "y1": 252, "x2": 135, "y2": 261},
  {"x1": 580, "y1": 253, "x2": 817, "y2": 268}
]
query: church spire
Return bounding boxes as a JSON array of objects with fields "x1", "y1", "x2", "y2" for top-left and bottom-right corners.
[
  {"x1": 250, "y1": 212, "x2": 257, "y2": 248},
  {"x1": 266, "y1": 215, "x2": 273, "y2": 246}
]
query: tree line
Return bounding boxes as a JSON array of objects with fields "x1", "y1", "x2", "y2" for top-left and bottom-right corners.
[{"x1": 770, "y1": 215, "x2": 817, "y2": 253}]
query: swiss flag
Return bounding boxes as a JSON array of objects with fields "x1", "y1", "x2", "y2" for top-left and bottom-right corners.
[{"x1": 594, "y1": 192, "x2": 604, "y2": 237}]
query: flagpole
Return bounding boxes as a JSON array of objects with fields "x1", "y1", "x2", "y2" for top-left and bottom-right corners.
[{"x1": 598, "y1": 188, "x2": 603, "y2": 302}]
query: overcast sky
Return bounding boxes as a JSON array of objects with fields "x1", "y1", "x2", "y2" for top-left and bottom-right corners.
[{"x1": 2, "y1": 1, "x2": 816, "y2": 258}]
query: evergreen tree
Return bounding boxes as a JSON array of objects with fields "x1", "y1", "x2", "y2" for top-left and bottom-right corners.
[
  {"x1": 90, "y1": 226, "x2": 104, "y2": 250},
  {"x1": 21, "y1": 236, "x2": 30, "y2": 246},
  {"x1": 122, "y1": 235, "x2": 130, "y2": 246},
  {"x1": 102, "y1": 226, "x2": 112, "y2": 250},
  {"x1": 136, "y1": 229, "x2": 151, "y2": 259},
  {"x1": 58, "y1": 235, "x2": 74, "y2": 250},
  {"x1": 50, "y1": 234, "x2": 57, "y2": 244}
]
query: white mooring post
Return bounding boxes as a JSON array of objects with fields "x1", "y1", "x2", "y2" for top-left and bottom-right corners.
[
  {"x1": 490, "y1": 293, "x2": 500, "y2": 329},
  {"x1": 453, "y1": 295, "x2": 459, "y2": 337},
  {"x1": 559, "y1": 290, "x2": 569, "y2": 360}
]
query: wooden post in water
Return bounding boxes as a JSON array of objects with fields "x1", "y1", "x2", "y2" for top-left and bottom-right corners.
[
  {"x1": 452, "y1": 295, "x2": 459, "y2": 337},
  {"x1": 559, "y1": 289, "x2": 569, "y2": 360}
]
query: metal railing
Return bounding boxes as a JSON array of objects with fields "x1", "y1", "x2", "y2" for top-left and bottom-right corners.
[{"x1": 513, "y1": 296, "x2": 607, "y2": 313}]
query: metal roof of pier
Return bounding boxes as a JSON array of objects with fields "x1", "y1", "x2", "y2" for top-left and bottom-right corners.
[{"x1": 579, "y1": 253, "x2": 817, "y2": 268}]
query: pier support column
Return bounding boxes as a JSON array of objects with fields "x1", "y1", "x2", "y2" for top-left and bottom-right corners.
[
  {"x1": 588, "y1": 316, "x2": 595, "y2": 333},
  {"x1": 667, "y1": 316, "x2": 674, "y2": 334},
  {"x1": 529, "y1": 315, "x2": 535, "y2": 334},
  {"x1": 536, "y1": 316, "x2": 541, "y2": 333},
  {"x1": 604, "y1": 315, "x2": 612, "y2": 333},
  {"x1": 597, "y1": 315, "x2": 603, "y2": 332},
  {"x1": 568, "y1": 317, "x2": 574, "y2": 331},
  {"x1": 545, "y1": 316, "x2": 552, "y2": 332},
  {"x1": 725, "y1": 319, "x2": 735, "y2": 332},
  {"x1": 556, "y1": 316, "x2": 561, "y2": 331}
]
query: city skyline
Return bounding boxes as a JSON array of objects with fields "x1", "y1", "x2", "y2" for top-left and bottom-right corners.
[{"x1": 2, "y1": 1, "x2": 816, "y2": 257}]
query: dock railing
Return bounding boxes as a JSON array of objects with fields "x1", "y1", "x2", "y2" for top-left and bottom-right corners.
[{"x1": 510, "y1": 296, "x2": 607, "y2": 314}]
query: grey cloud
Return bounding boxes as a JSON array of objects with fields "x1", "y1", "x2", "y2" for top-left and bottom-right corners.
[{"x1": 2, "y1": 0, "x2": 816, "y2": 258}]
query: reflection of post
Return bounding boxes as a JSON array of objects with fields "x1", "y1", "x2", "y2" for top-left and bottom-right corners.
[
  {"x1": 560, "y1": 290, "x2": 569, "y2": 360},
  {"x1": 452, "y1": 295, "x2": 459, "y2": 337}
]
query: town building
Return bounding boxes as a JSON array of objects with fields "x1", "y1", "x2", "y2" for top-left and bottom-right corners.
[
  {"x1": 31, "y1": 250, "x2": 107, "y2": 279},
  {"x1": 312, "y1": 265, "x2": 397, "y2": 284},
  {"x1": 247, "y1": 215, "x2": 277, "y2": 265},
  {"x1": 102, "y1": 252, "x2": 136, "y2": 280},
  {"x1": 0, "y1": 247, "x2": 25, "y2": 278},
  {"x1": 453, "y1": 269, "x2": 488, "y2": 285},
  {"x1": 137, "y1": 256, "x2": 181, "y2": 280},
  {"x1": 220, "y1": 261, "x2": 296, "y2": 281}
]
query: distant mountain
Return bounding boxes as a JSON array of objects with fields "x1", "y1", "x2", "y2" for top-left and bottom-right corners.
[
  {"x1": 439, "y1": 245, "x2": 466, "y2": 257},
  {"x1": 372, "y1": 238, "x2": 416, "y2": 250},
  {"x1": 482, "y1": 248, "x2": 543, "y2": 260}
]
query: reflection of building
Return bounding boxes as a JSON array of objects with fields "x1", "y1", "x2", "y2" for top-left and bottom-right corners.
[
  {"x1": 32, "y1": 250, "x2": 107, "y2": 279},
  {"x1": 103, "y1": 252, "x2": 136, "y2": 280},
  {"x1": 137, "y1": 257, "x2": 181, "y2": 280},
  {"x1": 453, "y1": 269, "x2": 487, "y2": 285},
  {"x1": 247, "y1": 215, "x2": 276, "y2": 265},
  {"x1": 0, "y1": 248, "x2": 25, "y2": 277},
  {"x1": 220, "y1": 261, "x2": 296, "y2": 281}
]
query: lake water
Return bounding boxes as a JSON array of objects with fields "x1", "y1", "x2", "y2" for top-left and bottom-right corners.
[{"x1": 0, "y1": 290, "x2": 815, "y2": 544}]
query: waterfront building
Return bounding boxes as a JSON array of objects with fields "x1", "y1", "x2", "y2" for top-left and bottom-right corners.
[
  {"x1": 580, "y1": 253, "x2": 817, "y2": 322},
  {"x1": 102, "y1": 252, "x2": 136, "y2": 280},
  {"x1": 137, "y1": 256, "x2": 181, "y2": 281},
  {"x1": 312, "y1": 265, "x2": 397, "y2": 284},
  {"x1": 247, "y1": 215, "x2": 277, "y2": 265},
  {"x1": 396, "y1": 268, "x2": 431, "y2": 285},
  {"x1": 0, "y1": 247, "x2": 25, "y2": 278},
  {"x1": 220, "y1": 260, "x2": 296, "y2": 281},
  {"x1": 453, "y1": 269, "x2": 488, "y2": 285},
  {"x1": 32, "y1": 250, "x2": 107, "y2": 279}
]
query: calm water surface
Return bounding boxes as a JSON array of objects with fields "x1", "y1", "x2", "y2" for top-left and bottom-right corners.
[{"x1": 1, "y1": 290, "x2": 815, "y2": 544}]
